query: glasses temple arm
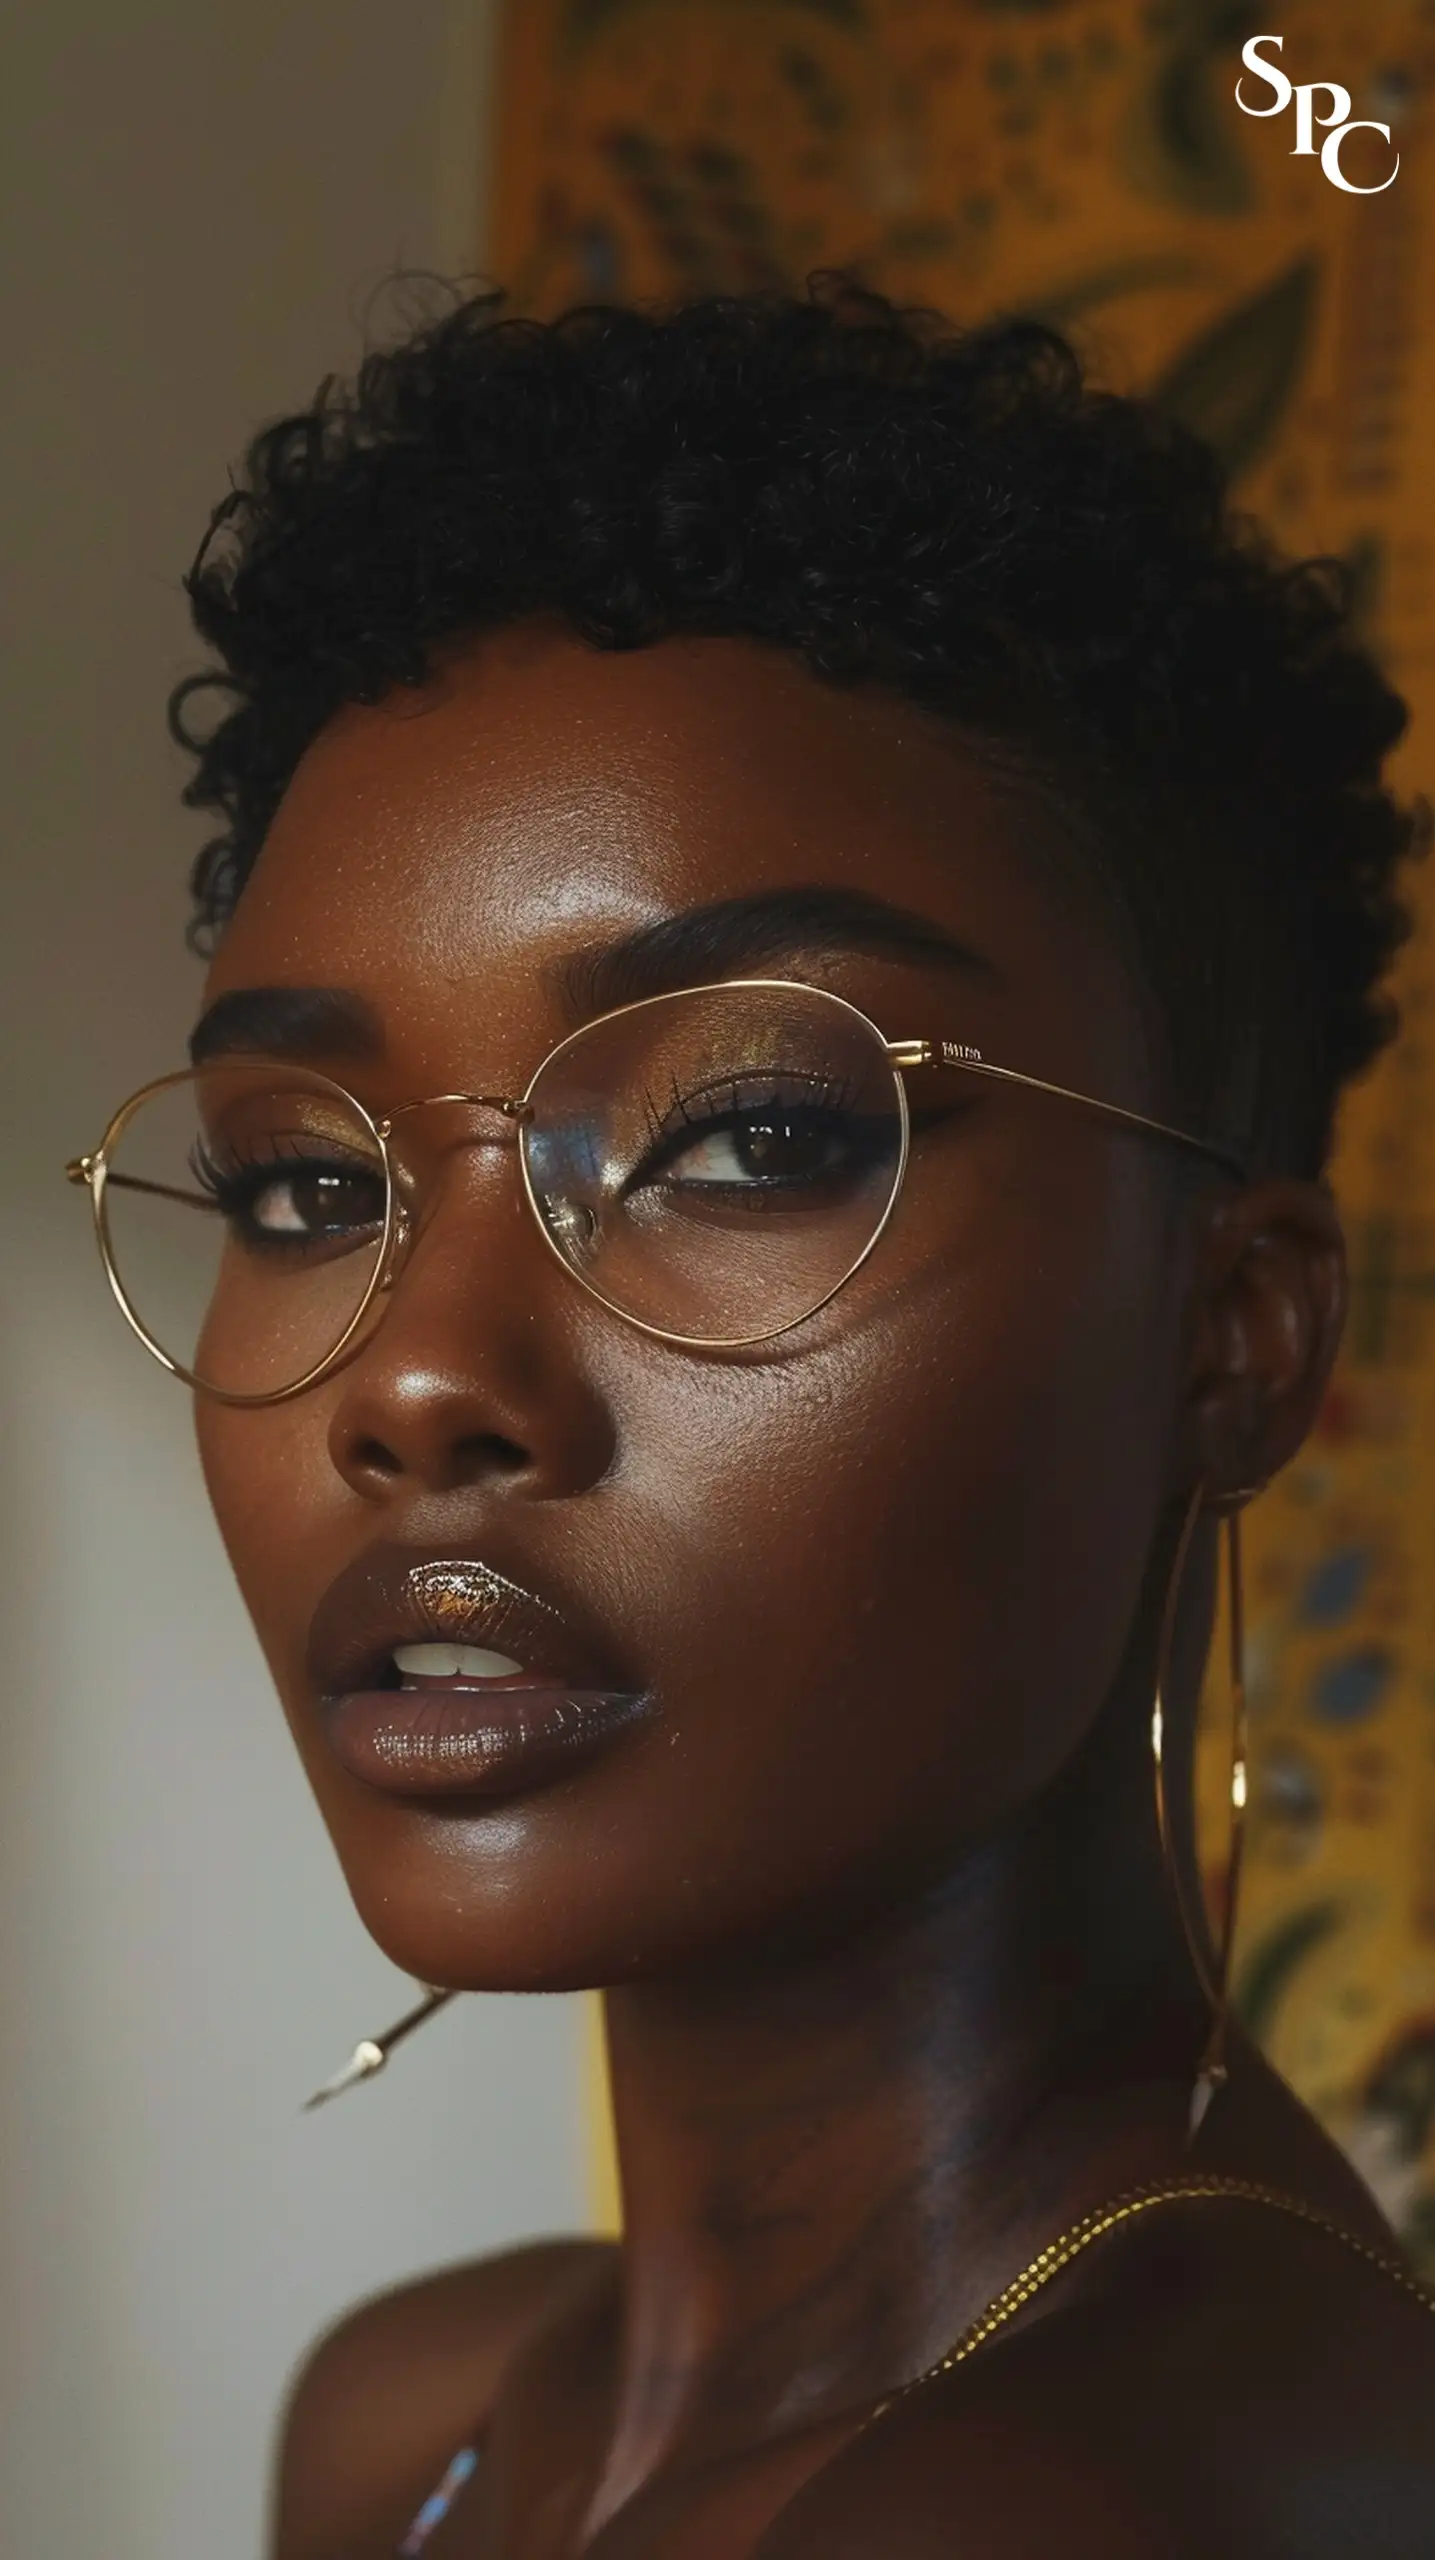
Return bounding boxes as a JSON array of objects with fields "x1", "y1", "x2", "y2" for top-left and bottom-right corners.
[
  {"x1": 888, "y1": 1044, "x2": 1246, "y2": 1182},
  {"x1": 67, "y1": 1161, "x2": 222, "y2": 1214}
]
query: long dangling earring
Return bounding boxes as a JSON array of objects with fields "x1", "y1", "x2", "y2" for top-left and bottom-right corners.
[
  {"x1": 1151, "y1": 1480, "x2": 1259, "y2": 2142},
  {"x1": 304, "y1": 1983, "x2": 456, "y2": 2111}
]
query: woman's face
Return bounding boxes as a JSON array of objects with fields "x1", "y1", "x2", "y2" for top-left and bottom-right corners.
[{"x1": 195, "y1": 624, "x2": 1192, "y2": 1990}]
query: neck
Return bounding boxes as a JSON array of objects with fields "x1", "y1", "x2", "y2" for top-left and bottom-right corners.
[{"x1": 596, "y1": 1660, "x2": 1211, "y2": 2496}]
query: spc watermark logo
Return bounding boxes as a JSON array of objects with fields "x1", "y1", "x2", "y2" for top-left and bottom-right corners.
[{"x1": 1236, "y1": 36, "x2": 1400, "y2": 192}]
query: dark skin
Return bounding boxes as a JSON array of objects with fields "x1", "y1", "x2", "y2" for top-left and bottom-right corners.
[{"x1": 190, "y1": 624, "x2": 1435, "y2": 2557}]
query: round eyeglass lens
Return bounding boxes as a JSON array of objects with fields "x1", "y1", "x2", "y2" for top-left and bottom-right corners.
[
  {"x1": 520, "y1": 982, "x2": 908, "y2": 1344},
  {"x1": 98, "y1": 1062, "x2": 391, "y2": 1399}
]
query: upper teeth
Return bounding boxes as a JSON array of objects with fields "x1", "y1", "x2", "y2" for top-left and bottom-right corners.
[{"x1": 392, "y1": 1642, "x2": 525, "y2": 1680}]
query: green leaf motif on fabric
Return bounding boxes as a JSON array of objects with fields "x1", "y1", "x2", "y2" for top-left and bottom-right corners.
[
  {"x1": 1119, "y1": 0, "x2": 1259, "y2": 213},
  {"x1": 1236, "y1": 1900, "x2": 1345, "y2": 2047},
  {"x1": 1149, "y1": 258, "x2": 1320, "y2": 483},
  {"x1": 1014, "y1": 251, "x2": 1210, "y2": 330}
]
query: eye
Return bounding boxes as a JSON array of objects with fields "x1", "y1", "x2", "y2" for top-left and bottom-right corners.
[
  {"x1": 630, "y1": 1076, "x2": 887, "y2": 1201},
  {"x1": 250, "y1": 1166, "x2": 385, "y2": 1238},
  {"x1": 194, "y1": 1146, "x2": 387, "y2": 1252},
  {"x1": 659, "y1": 1102, "x2": 854, "y2": 1187}
]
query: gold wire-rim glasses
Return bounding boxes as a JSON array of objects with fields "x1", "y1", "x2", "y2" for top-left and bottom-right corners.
[{"x1": 66, "y1": 975, "x2": 1247, "y2": 1403}]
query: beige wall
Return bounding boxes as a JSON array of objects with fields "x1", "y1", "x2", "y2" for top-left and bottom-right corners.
[{"x1": 0, "y1": 9, "x2": 587, "y2": 2556}]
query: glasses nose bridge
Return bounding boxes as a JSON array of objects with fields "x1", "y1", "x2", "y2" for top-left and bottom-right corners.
[
  {"x1": 373, "y1": 1089, "x2": 538, "y2": 1298},
  {"x1": 376, "y1": 1088, "x2": 534, "y2": 1139}
]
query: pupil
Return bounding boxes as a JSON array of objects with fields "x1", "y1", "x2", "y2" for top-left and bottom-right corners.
[
  {"x1": 269, "y1": 1169, "x2": 370, "y2": 1228},
  {"x1": 294, "y1": 1174, "x2": 339, "y2": 1220},
  {"x1": 740, "y1": 1112, "x2": 829, "y2": 1177}
]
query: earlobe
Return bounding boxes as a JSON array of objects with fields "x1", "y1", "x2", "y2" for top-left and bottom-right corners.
[{"x1": 1182, "y1": 1177, "x2": 1348, "y2": 1498}]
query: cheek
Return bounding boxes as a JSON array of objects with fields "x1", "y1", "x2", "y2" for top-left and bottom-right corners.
[
  {"x1": 193, "y1": 1395, "x2": 336, "y2": 1689},
  {"x1": 618, "y1": 1173, "x2": 1179, "y2": 1886}
]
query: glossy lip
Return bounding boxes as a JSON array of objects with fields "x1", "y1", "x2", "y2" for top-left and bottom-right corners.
[{"x1": 307, "y1": 1545, "x2": 651, "y2": 1800}]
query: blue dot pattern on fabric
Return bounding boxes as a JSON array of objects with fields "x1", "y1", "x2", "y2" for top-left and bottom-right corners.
[
  {"x1": 1309, "y1": 1645, "x2": 1395, "y2": 1725},
  {"x1": 397, "y1": 2444, "x2": 480, "y2": 2555},
  {"x1": 1298, "y1": 1545, "x2": 1372, "y2": 1628}
]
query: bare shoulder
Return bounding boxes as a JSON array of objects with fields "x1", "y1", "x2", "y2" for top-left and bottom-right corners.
[
  {"x1": 271, "y1": 2233, "x2": 613, "y2": 2560},
  {"x1": 764, "y1": 2200, "x2": 1435, "y2": 2560}
]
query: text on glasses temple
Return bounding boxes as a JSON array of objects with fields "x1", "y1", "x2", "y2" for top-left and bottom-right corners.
[{"x1": 885, "y1": 1040, "x2": 1246, "y2": 1181}]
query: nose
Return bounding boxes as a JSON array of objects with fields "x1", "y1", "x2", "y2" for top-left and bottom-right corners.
[{"x1": 325, "y1": 1149, "x2": 616, "y2": 1503}]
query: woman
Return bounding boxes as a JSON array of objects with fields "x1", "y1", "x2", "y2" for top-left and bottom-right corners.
[{"x1": 71, "y1": 279, "x2": 1435, "y2": 2554}]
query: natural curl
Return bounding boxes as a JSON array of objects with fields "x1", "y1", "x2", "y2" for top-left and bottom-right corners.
[{"x1": 169, "y1": 274, "x2": 1426, "y2": 1177}]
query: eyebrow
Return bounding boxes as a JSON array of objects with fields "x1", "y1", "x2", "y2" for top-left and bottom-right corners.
[
  {"x1": 557, "y1": 886, "x2": 1002, "y2": 1022},
  {"x1": 187, "y1": 888, "x2": 1000, "y2": 1066},
  {"x1": 188, "y1": 985, "x2": 385, "y2": 1066}
]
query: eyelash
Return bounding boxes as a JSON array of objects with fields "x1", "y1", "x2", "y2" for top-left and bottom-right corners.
[{"x1": 637, "y1": 1070, "x2": 858, "y2": 1156}]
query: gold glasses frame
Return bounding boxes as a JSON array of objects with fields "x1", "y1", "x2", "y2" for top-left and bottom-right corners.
[{"x1": 67, "y1": 976, "x2": 1246, "y2": 1402}]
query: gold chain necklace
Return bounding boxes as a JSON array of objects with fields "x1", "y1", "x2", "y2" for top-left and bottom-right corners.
[
  {"x1": 387, "y1": 2175, "x2": 1435, "y2": 2554},
  {"x1": 862, "y1": 2174, "x2": 1435, "y2": 2429}
]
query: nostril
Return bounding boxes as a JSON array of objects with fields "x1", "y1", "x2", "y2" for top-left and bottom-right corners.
[
  {"x1": 456, "y1": 1430, "x2": 528, "y2": 1475},
  {"x1": 352, "y1": 1435, "x2": 404, "y2": 1481},
  {"x1": 338, "y1": 1425, "x2": 532, "y2": 1496}
]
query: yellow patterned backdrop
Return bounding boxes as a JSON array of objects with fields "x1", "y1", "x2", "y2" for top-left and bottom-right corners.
[{"x1": 489, "y1": 0, "x2": 1435, "y2": 2267}]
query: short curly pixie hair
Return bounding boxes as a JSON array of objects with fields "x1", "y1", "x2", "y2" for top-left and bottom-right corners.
[{"x1": 170, "y1": 274, "x2": 1426, "y2": 1180}]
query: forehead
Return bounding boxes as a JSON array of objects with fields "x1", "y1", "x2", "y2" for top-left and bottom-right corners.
[{"x1": 204, "y1": 623, "x2": 1143, "y2": 1081}]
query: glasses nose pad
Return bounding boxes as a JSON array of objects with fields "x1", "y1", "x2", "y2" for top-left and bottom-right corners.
[
  {"x1": 543, "y1": 1195, "x2": 599, "y2": 1261},
  {"x1": 377, "y1": 1193, "x2": 414, "y2": 1293}
]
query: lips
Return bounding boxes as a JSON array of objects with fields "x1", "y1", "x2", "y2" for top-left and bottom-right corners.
[{"x1": 307, "y1": 1545, "x2": 650, "y2": 1799}]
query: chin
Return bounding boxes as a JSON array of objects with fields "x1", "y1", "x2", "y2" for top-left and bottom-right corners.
[{"x1": 317, "y1": 1790, "x2": 692, "y2": 1993}]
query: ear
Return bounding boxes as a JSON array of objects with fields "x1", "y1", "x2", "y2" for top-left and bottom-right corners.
[{"x1": 1180, "y1": 1178, "x2": 1347, "y2": 1498}]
